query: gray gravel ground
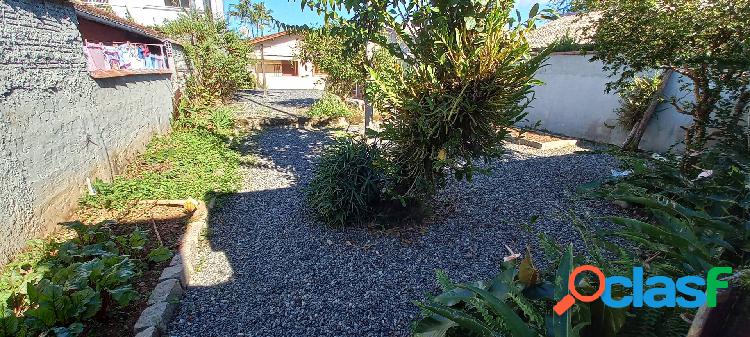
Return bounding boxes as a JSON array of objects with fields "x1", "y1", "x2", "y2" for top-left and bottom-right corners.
[
  {"x1": 234, "y1": 90, "x2": 323, "y2": 119},
  {"x1": 167, "y1": 128, "x2": 626, "y2": 337}
]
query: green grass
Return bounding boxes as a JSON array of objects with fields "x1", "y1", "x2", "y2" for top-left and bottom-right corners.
[{"x1": 81, "y1": 113, "x2": 241, "y2": 209}]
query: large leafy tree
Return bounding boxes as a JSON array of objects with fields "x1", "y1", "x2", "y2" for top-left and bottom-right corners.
[
  {"x1": 296, "y1": 27, "x2": 367, "y2": 98},
  {"x1": 160, "y1": 12, "x2": 254, "y2": 105},
  {"x1": 300, "y1": 0, "x2": 552, "y2": 199},
  {"x1": 591, "y1": 0, "x2": 750, "y2": 166},
  {"x1": 549, "y1": 0, "x2": 602, "y2": 13}
]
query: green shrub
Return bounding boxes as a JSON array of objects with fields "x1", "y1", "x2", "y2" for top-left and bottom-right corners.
[
  {"x1": 160, "y1": 12, "x2": 254, "y2": 106},
  {"x1": 0, "y1": 222, "x2": 169, "y2": 337},
  {"x1": 306, "y1": 138, "x2": 384, "y2": 227},
  {"x1": 585, "y1": 144, "x2": 750, "y2": 276},
  {"x1": 308, "y1": 94, "x2": 354, "y2": 119},
  {"x1": 297, "y1": 27, "x2": 365, "y2": 98},
  {"x1": 368, "y1": 2, "x2": 550, "y2": 199},
  {"x1": 614, "y1": 75, "x2": 663, "y2": 130},
  {"x1": 413, "y1": 245, "x2": 637, "y2": 337}
]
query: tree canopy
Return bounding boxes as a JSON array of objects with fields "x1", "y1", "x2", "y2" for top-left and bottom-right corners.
[{"x1": 592, "y1": 0, "x2": 750, "y2": 159}]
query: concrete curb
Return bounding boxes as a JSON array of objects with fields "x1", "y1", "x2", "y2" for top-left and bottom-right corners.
[
  {"x1": 235, "y1": 115, "x2": 349, "y2": 131},
  {"x1": 511, "y1": 137, "x2": 579, "y2": 150},
  {"x1": 133, "y1": 199, "x2": 211, "y2": 336}
]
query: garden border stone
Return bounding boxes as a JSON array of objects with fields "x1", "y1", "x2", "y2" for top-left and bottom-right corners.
[
  {"x1": 509, "y1": 137, "x2": 579, "y2": 150},
  {"x1": 132, "y1": 199, "x2": 211, "y2": 336}
]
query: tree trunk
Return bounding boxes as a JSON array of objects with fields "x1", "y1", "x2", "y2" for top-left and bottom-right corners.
[
  {"x1": 261, "y1": 43, "x2": 267, "y2": 97},
  {"x1": 682, "y1": 101, "x2": 714, "y2": 171},
  {"x1": 622, "y1": 70, "x2": 674, "y2": 151},
  {"x1": 687, "y1": 286, "x2": 750, "y2": 337}
]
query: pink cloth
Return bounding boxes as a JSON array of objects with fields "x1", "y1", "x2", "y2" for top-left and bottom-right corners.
[{"x1": 84, "y1": 44, "x2": 109, "y2": 71}]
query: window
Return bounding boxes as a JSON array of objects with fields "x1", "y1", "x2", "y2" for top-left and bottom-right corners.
[{"x1": 164, "y1": 0, "x2": 190, "y2": 8}]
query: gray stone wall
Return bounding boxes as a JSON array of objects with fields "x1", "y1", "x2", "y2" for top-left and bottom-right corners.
[{"x1": 0, "y1": 0, "x2": 178, "y2": 264}]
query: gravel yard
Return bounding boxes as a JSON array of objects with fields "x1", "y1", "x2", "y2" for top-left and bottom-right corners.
[
  {"x1": 234, "y1": 89, "x2": 323, "y2": 119},
  {"x1": 167, "y1": 127, "x2": 625, "y2": 337}
]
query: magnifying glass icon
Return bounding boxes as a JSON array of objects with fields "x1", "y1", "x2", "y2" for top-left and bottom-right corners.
[{"x1": 553, "y1": 265, "x2": 606, "y2": 316}]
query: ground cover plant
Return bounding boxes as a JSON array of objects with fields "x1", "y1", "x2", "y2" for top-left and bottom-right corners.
[
  {"x1": 302, "y1": 0, "x2": 552, "y2": 226},
  {"x1": 81, "y1": 110, "x2": 241, "y2": 210},
  {"x1": 0, "y1": 221, "x2": 173, "y2": 337},
  {"x1": 307, "y1": 93, "x2": 355, "y2": 120}
]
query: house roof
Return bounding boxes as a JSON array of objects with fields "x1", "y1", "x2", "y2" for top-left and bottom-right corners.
[
  {"x1": 248, "y1": 31, "x2": 292, "y2": 45},
  {"x1": 527, "y1": 12, "x2": 600, "y2": 49},
  {"x1": 70, "y1": 1, "x2": 178, "y2": 44}
]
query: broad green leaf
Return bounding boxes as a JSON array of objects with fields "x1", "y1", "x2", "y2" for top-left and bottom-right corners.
[
  {"x1": 417, "y1": 301, "x2": 498, "y2": 337},
  {"x1": 553, "y1": 245, "x2": 573, "y2": 337},
  {"x1": 147, "y1": 247, "x2": 174, "y2": 263},
  {"x1": 457, "y1": 285, "x2": 535, "y2": 337},
  {"x1": 413, "y1": 315, "x2": 458, "y2": 337}
]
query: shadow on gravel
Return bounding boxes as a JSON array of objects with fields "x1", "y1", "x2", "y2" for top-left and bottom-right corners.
[{"x1": 168, "y1": 128, "x2": 627, "y2": 337}]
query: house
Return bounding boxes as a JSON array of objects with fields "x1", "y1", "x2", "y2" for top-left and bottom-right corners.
[
  {"x1": 0, "y1": 0, "x2": 190, "y2": 265},
  {"x1": 520, "y1": 12, "x2": 691, "y2": 153},
  {"x1": 249, "y1": 31, "x2": 326, "y2": 90},
  {"x1": 82, "y1": 0, "x2": 225, "y2": 26}
]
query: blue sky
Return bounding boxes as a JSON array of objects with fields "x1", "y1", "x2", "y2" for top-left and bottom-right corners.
[{"x1": 224, "y1": 0, "x2": 553, "y2": 35}]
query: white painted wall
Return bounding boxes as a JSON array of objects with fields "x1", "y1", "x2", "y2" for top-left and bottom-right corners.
[
  {"x1": 100, "y1": 0, "x2": 223, "y2": 26},
  {"x1": 521, "y1": 53, "x2": 692, "y2": 153},
  {"x1": 253, "y1": 34, "x2": 326, "y2": 89},
  {"x1": 263, "y1": 76, "x2": 325, "y2": 90},
  {"x1": 253, "y1": 34, "x2": 299, "y2": 60}
]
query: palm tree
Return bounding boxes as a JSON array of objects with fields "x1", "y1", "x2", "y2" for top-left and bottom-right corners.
[{"x1": 229, "y1": 0, "x2": 274, "y2": 38}]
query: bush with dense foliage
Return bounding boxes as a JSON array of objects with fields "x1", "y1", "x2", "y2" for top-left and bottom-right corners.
[
  {"x1": 160, "y1": 12, "x2": 254, "y2": 106},
  {"x1": 308, "y1": 93, "x2": 355, "y2": 119},
  {"x1": 305, "y1": 137, "x2": 384, "y2": 227},
  {"x1": 586, "y1": 144, "x2": 750, "y2": 276},
  {"x1": 0, "y1": 222, "x2": 171, "y2": 337},
  {"x1": 297, "y1": 27, "x2": 366, "y2": 99},
  {"x1": 409, "y1": 240, "x2": 687, "y2": 337},
  {"x1": 368, "y1": 2, "x2": 550, "y2": 199},
  {"x1": 412, "y1": 214, "x2": 703, "y2": 337},
  {"x1": 302, "y1": 0, "x2": 551, "y2": 213},
  {"x1": 614, "y1": 75, "x2": 664, "y2": 130}
]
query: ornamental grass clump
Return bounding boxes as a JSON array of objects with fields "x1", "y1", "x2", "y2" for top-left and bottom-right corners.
[{"x1": 305, "y1": 137, "x2": 384, "y2": 227}]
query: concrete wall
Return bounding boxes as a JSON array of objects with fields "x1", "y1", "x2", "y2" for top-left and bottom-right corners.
[
  {"x1": 0, "y1": 0, "x2": 180, "y2": 265},
  {"x1": 522, "y1": 53, "x2": 693, "y2": 153}
]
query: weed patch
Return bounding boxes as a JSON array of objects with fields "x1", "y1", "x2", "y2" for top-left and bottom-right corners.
[{"x1": 81, "y1": 128, "x2": 240, "y2": 210}]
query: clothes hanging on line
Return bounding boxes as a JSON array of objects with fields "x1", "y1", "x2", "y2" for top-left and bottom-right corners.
[{"x1": 84, "y1": 41, "x2": 168, "y2": 71}]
